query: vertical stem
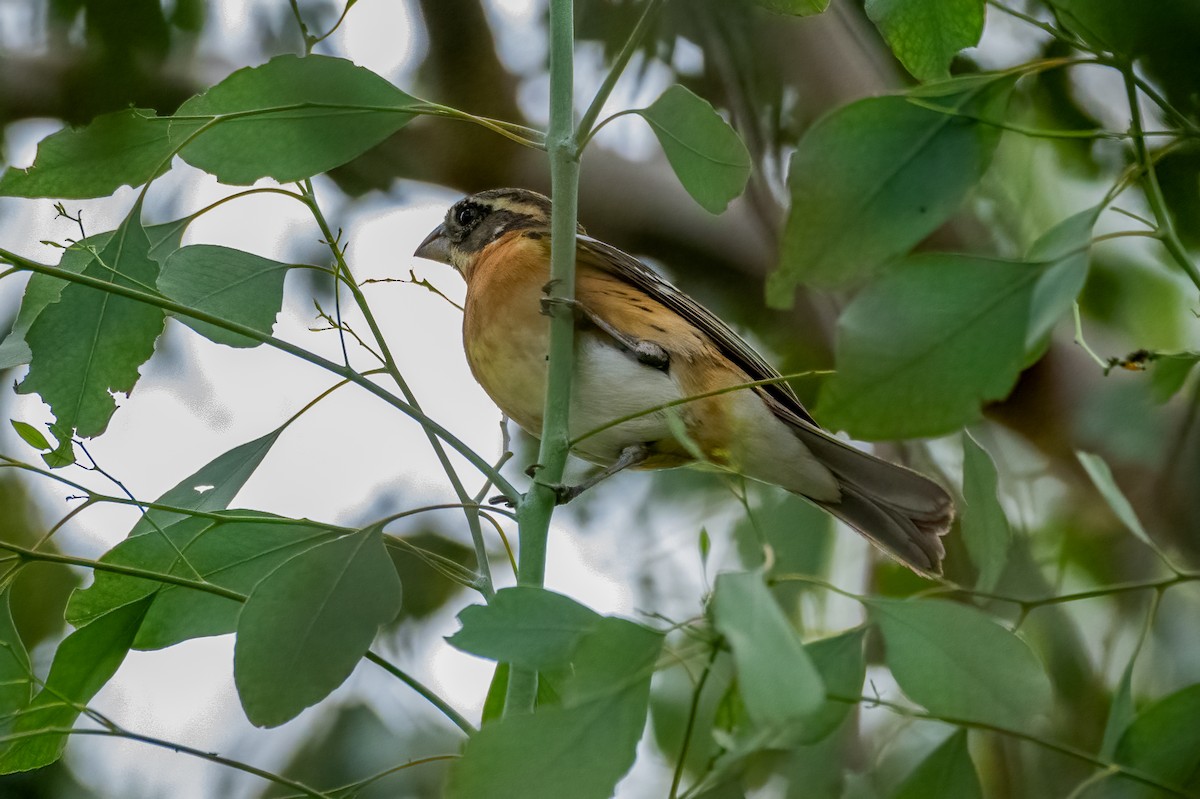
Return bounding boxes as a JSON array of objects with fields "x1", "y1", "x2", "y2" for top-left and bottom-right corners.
[
  {"x1": 505, "y1": 0, "x2": 580, "y2": 717},
  {"x1": 1121, "y1": 66, "x2": 1200, "y2": 294}
]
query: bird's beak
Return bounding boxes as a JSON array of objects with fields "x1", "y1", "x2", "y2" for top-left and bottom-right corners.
[{"x1": 414, "y1": 224, "x2": 452, "y2": 265}]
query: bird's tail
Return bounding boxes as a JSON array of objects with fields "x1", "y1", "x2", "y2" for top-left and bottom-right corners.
[{"x1": 792, "y1": 426, "x2": 954, "y2": 576}]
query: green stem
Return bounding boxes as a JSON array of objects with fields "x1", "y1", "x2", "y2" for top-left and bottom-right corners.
[
  {"x1": 505, "y1": 0, "x2": 580, "y2": 719},
  {"x1": 365, "y1": 652, "x2": 477, "y2": 735},
  {"x1": 1121, "y1": 67, "x2": 1200, "y2": 294},
  {"x1": 300, "y1": 182, "x2": 496, "y2": 600},
  {"x1": 576, "y1": 0, "x2": 666, "y2": 145},
  {"x1": 0, "y1": 247, "x2": 520, "y2": 503},
  {"x1": 0, "y1": 727, "x2": 332, "y2": 798}
]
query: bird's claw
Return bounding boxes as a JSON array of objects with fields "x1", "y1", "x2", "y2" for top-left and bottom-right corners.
[
  {"x1": 488, "y1": 493, "x2": 516, "y2": 508},
  {"x1": 633, "y1": 340, "x2": 669, "y2": 370}
]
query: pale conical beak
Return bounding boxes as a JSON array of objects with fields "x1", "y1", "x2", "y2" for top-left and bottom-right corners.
[{"x1": 414, "y1": 224, "x2": 452, "y2": 264}]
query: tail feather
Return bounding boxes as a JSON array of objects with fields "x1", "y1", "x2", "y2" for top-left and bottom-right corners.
[{"x1": 793, "y1": 426, "x2": 954, "y2": 576}]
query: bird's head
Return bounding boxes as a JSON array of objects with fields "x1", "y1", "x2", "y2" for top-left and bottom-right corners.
[{"x1": 414, "y1": 188, "x2": 580, "y2": 275}]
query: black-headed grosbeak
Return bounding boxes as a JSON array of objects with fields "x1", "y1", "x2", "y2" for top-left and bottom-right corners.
[{"x1": 415, "y1": 188, "x2": 953, "y2": 575}]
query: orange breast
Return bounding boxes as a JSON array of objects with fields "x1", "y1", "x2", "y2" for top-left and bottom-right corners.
[{"x1": 462, "y1": 233, "x2": 553, "y2": 434}]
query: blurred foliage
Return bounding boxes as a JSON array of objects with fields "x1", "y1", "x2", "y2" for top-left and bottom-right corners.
[{"x1": 0, "y1": 0, "x2": 1198, "y2": 797}]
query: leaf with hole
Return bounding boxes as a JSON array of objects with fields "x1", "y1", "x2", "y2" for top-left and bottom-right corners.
[
  {"x1": 234, "y1": 526, "x2": 402, "y2": 727},
  {"x1": 16, "y1": 203, "x2": 165, "y2": 441},
  {"x1": 0, "y1": 218, "x2": 186, "y2": 371},
  {"x1": 635, "y1": 85, "x2": 752, "y2": 214},
  {"x1": 172, "y1": 54, "x2": 420, "y2": 185}
]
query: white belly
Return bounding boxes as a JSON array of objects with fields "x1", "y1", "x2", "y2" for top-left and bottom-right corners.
[{"x1": 466, "y1": 322, "x2": 681, "y2": 465}]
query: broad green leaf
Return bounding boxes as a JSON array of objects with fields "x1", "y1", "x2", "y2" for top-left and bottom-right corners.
[
  {"x1": 1076, "y1": 452, "x2": 1155, "y2": 550},
  {"x1": 447, "y1": 587, "x2": 602, "y2": 671},
  {"x1": 0, "y1": 109, "x2": 173, "y2": 199},
  {"x1": 234, "y1": 526, "x2": 402, "y2": 727},
  {"x1": 1149, "y1": 352, "x2": 1200, "y2": 403},
  {"x1": 1108, "y1": 684, "x2": 1200, "y2": 797},
  {"x1": 815, "y1": 253, "x2": 1036, "y2": 438},
  {"x1": 9, "y1": 421, "x2": 50, "y2": 452},
  {"x1": 447, "y1": 617, "x2": 662, "y2": 799},
  {"x1": 129, "y1": 423, "x2": 286, "y2": 538},
  {"x1": 16, "y1": 204, "x2": 165, "y2": 440},
  {"x1": 0, "y1": 596, "x2": 152, "y2": 774},
  {"x1": 868, "y1": 597, "x2": 1052, "y2": 728},
  {"x1": 892, "y1": 731, "x2": 982, "y2": 799},
  {"x1": 158, "y1": 245, "x2": 291, "y2": 347},
  {"x1": 0, "y1": 218, "x2": 185, "y2": 371},
  {"x1": 173, "y1": 54, "x2": 419, "y2": 185},
  {"x1": 711, "y1": 571, "x2": 825, "y2": 726},
  {"x1": 961, "y1": 433, "x2": 1010, "y2": 591},
  {"x1": 770, "y1": 75, "x2": 1012, "y2": 297},
  {"x1": 66, "y1": 512, "x2": 334, "y2": 650},
  {"x1": 1025, "y1": 206, "x2": 1100, "y2": 353},
  {"x1": 865, "y1": 0, "x2": 985, "y2": 82},
  {"x1": 0, "y1": 590, "x2": 33, "y2": 730},
  {"x1": 635, "y1": 85, "x2": 752, "y2": 214},
  {"x1": 752, "y1": 0, "x2": 830, "y2": 15},
  {"x1": 800, "y1": 629, "x2": 866, "y2": 744}
]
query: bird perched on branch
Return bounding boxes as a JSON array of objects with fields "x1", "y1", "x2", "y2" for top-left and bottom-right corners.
[{"x1": 415, "y1": 188, "x2": 954, "y2": 576}]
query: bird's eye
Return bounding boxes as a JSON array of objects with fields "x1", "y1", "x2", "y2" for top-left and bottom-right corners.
[{"x1": 454, "y1": 203, "x2": 483, "y2": 229}]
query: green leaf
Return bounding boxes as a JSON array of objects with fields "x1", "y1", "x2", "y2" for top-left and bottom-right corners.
[
  {"x1": 868, "y1": 597, "x2": 1052, "y2": 728},
  {"x1": 865, "y1": 0, "x2": 985, "y2": 82},
  {"x1": 0, "y1": 109, "x2": 173, "y2": 199},
  {"x1": 158, "y1": 245, "x2": 291, "y2": 347},
  {"x1": 1149, "y1": 352, "x2": 1200, "y2": 403},
  {"x1": 1076, "y1": 452, "x2": 1155, "y2": 550},
  {"x1": 798, "y1": 628, "x2": 867, "y2": 744},
  {"x1": 0, "y1": 219, "x2": 185, "y2": 371},
  {"x1": 1024, "y1": 206, "x2": 1099, "y2": 353},
  {"x1": 173, "y1": 54, "x2": 419, "y2": 185},
  {"x1": 66, "y1": 512, "x2": 334, "y2": 650},
  {"x1": 129, "y1": 423, "x2": 286, "y2": 538},
  {"x1": 815, "y1": 253, "x2": 1036, "y2": 438},
  {"x1": 9, "y1": 421, "x2": 51, "y2": 452},
  {"x1": 447, "y1": 617, "x2": 663, "y2": 799},
  {"x1": 891, "y1": 731, "x2": 982, "y2": 799},
  {"x1": 770, "y1": 75, "x2": 1013, "y2": 296},
  {"x1": 961, "y1": 433, "x2": 1010, "y2": 591},
  {"x1": 0, "y1": 590, "x2": 33, "y2": 731},
  {"x1": 752, "y1": 0, "x2": 830, "y2": 15},
  {"x1": 711, "y1": 571, "x2": 825, "y2": 727},
  {"x1": 234, "y1": 526, "x2": 402, "y2": 727},
  {"x1": 0, "y1": 596, "x2": 152, "y2": 774},
  {"x1": 1108, "y1": 684, "x2": 1200, "y2": 797},
  {"x1": 16, "y1": 204, "x2": 165, "y2": 439},
  {"x1": 635, "y1": 85, "x2": 752, "y2": 214},
  {"x1": 447, "y1": 587, "x2": 602, "y2": 671}
]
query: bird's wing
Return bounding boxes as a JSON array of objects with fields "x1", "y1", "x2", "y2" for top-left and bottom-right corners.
[{"x1": 577, "y1": 235, "x2": 820, "y2": 428}]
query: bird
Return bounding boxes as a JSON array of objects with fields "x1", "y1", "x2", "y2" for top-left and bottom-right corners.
[{"x1": 414, "y1": 188, "x2": 954, "y2": 576}]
